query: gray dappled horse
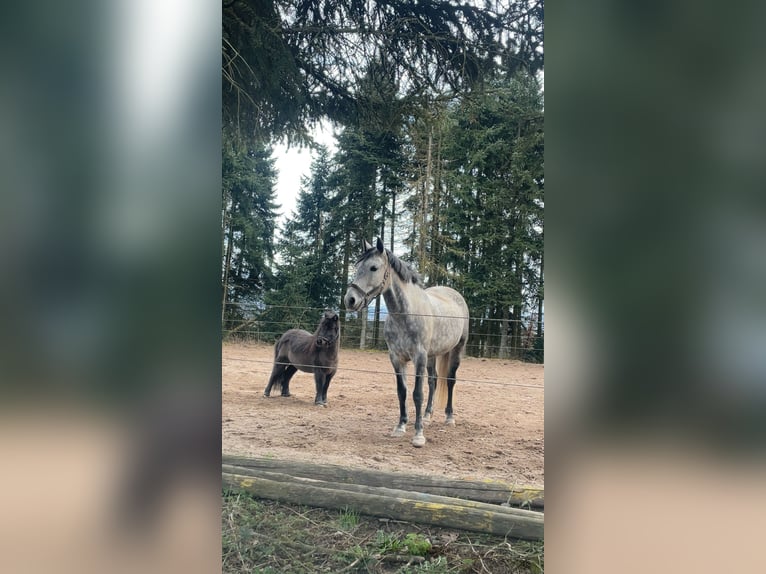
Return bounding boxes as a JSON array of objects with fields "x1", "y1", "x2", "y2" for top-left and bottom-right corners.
[
  {"x1": 344, "y1": 238, "x2": 469, "y2": 447},
  {"x1": 263, "y1": 310, "x2": 340, "y2": 406}
]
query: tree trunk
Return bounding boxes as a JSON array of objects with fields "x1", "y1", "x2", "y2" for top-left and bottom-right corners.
[
  {"x1": 537, "y1": 253, "x2": 544, "y2": 338},
  {"x1": 359, "y1": 309, "x2": 367, "y2": 349},
  {"x1": 390, "y1": 191, "x2": 396, "y2": 252},
  {"x1": 499, "y1": 306, "x2": 509, "y2": 359},
  {"x1": 340, "y1": 229, "x2": 351, "y2": 320},
  {"x1": 223, "y1": 471, "x2": 543, "y2": 540},
  {"x1": 222, "y1": 455, "x2": 544, "y2": 509},
  {"x1": 373, "y1": 222, "x2": 385, "y2": 347},
  {"x1": 418, "y1": 128, "x2": 433, "y2": 280},
  {"x1": 480, "y1": 317, "x2": 489, "y2": 358},
  {"x1": 221, "y1": 218, "x2": 233, "y2": 325},
  {"x1": 512, "y1": 254, "x2": 525, "y2": 358},
  {"x1": 431, "y1": 123, "x2": 443, "y2": 284},
  {"x1": 509, "y1": 304, "x2": 521, "y2": 360},
  {"x1": 373, "y1": 297, "x2": 380, "y2": 348}
]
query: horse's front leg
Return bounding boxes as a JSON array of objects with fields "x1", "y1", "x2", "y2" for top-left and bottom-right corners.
[
  {"x1": 313, "y1": 371, "x2": 327, "y2": 407},
  {"x1": 390, "y1": 354, "x2": 408, "y2": 436},
  {"x1": 423, "y1": 357, "x2": 436, "y2": 423},
  {"x1": 320, "y1": 370, "x2": 335, "y2": 405},
  {"x1": 412, "y1": 352, "x2": 428, "y2": 447}
]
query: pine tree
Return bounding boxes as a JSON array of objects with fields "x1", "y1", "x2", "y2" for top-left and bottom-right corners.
[
  {"x1": 221, "y1": 131, "x2": 279, "y2": 329},
  {"x1": 441, "y1": 72, "x2": 544, "y2": 358},
  {"x1": 263, "y1": 146, "x2": 344, "y2": 333},
  {"x1": 223, "y1": 0, "x2": 543, "y2": 144}
]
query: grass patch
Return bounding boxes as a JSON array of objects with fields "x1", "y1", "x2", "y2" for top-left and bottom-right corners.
[
  {"x1": 403, "y1": 533, "x2": 432, "y2": 556},
  {"x1": 338, "y1": 506, "x2": 361, "y2": 531},
  {"x1": 223, "y1": 490, "x2": 544, "y2": 573}
]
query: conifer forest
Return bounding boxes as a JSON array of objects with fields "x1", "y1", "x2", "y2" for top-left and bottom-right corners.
[{"x1": 222, "y1": 0, "x2": 544, "y2": 361}]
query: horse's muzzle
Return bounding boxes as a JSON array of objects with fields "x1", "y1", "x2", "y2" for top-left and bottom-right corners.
[{"x1": 343, "y1": 286, "x2": 365, "y2": 312}]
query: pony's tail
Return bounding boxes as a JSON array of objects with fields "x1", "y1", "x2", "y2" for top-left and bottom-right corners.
[
  {"x1": 434, "y1": 354, "x2": 451, "y2": 410},
  {"x1": 270, "y1": 339, "x2": 284, "y2": 393}
]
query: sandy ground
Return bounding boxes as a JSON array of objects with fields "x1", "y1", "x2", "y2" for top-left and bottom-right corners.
[{"x1": 223, "y1": 342, "x2": 544, "y2": 488}]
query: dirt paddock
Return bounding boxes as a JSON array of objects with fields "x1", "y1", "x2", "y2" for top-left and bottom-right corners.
[{"x1": 223, "y1": 342, "x2": 544, "y2": 487}]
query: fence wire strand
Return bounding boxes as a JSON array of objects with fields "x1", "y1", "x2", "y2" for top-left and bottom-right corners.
[
  {"x1": 223, "y1": 329, "x2": 540, "y2": 355},
  {"x1": 224, "y1": 302, "x2": 544, "y2": 325},
  {"x1": 222, "y1": 304, "x2": 544, "y2": 362},
  {"x1": 225, "y1": 356, "x2": 544, "y2": 391}
]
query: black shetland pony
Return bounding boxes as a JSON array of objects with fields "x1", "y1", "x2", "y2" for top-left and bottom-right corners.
[{"x1": 263, "y1": 310, "x2": 340, "y2": 406}]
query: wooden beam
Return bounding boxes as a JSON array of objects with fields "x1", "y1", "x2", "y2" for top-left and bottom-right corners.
[
  {"x1": 223, "y1": 465, "x2": 540, "y2": 520},
  {"x1": 223, "y1": 472, "x2": 543, "y2": 540},
  {"x1": 223, "y1": 454, "x2": 543, "y2": 509}
]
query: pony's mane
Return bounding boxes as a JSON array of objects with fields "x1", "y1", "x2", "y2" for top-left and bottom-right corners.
[{"x1": 359, "y1": 247, "x2": 422, "y2": 287}]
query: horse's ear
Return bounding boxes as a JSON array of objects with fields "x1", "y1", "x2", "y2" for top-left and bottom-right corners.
[
  {"x1": 363, "y1": 239, "x2": 373, "y2": 251},
  {"x1": 376, "y1": 237, "x2": 384, "y2": 253}
]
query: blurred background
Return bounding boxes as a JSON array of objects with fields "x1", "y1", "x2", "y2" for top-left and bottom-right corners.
[
  {"x1": 548, "y1": 1, "x2": 766, "y2": 572},
  {"x1": 1, "y1": 0, "x2": 765, "y2": 572},
  {"x1": 0, "y1": 1, "x2": 221, "y2": 573}
]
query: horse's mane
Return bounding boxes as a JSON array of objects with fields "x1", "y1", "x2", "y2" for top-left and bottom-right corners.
[
  {"x1": 387, "y1": 249, "x2": 423, "y2": 286},
  {"x1": 359, "y1": 247, "x2": 422, "y2": 287}
]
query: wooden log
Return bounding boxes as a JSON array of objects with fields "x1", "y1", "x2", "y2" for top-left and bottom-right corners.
[
  {"x1": 223, "y1": 471, "x2": 544, "y2": 540},
  {"x1": 222, "y1": 465, "x2": 540, "y2": 520},
  {"x1": 223, "y1": 454, "x2": 543, "y2": 509}
]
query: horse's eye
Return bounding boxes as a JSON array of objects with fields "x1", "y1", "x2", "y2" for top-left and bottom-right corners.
[{"x1": 370, "y1": 266, "x2": 378, "y2": 272}]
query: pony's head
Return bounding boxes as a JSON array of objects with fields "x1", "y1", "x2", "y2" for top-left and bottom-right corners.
[
  {"x1": 344, "y1": 237, "x2": 390, "y2": 312},
  {"x1": 315, "y1": 310, "x2": 340, "y2": 347}
]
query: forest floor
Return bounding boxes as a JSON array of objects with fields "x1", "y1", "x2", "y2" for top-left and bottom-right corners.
[{"x1": 222, "y1": 492, "x2": 545, "y2": 573}]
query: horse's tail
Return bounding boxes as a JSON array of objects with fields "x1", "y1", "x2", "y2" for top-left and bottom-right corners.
[{"x1": 434, "y1": 353, "x2": 451, "y2": 410}]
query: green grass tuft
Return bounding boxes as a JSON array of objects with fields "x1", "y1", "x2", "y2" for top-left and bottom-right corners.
[{"x1": 337, "y1": 506, "x2": 360, "y2": 531}]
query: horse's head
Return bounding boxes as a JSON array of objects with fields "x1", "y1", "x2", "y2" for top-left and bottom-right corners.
[
  {"x1": 344, "y1": 237, "x2": 390, "y2": 312},
  {"x1": 315, "y1": 310, "x2": 340, "y2": 347}
]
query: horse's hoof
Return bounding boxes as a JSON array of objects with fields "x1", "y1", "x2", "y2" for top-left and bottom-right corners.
[
  {"x1": 391, "y1": 425, "x2": 406, "y2": 437},
  {"x1": 445, "y1": 416, "x2": 455, "y2": 426},
  {"x1": 412, "y1": 434, "x2": 426, "y2": 447},
  {"x1": 281, "y1": 393, "x2": 291, "y2": 397},
  {"x1": 423, "y1": 412, "x2": 432, "y2": 424},
  {"x1": 263, "y1": 392, "x2": 270, "y2": 398}
]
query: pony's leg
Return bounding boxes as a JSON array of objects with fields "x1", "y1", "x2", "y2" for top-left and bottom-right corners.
[
  {"x1": 280, "y1": 365, "x2": 297, "y2": 396},
  {"x1": 411, "y1": 352, "x2": 428, "y2": 447},
  {"x1": 444, "y1": 348, "x2": 463, "y2": 426},
  {"x1": 320, "y1": 371, "x2": 335, "y2": 405},
  {"x1": 390, "y1": 354, "x2": 408, "y2": 436},
  {"x1": 313, "y1": 371, "x2": 327, "y2": 406},
  {"x1": 423, "y1": 357, "x2": 436, "y2": 423}
]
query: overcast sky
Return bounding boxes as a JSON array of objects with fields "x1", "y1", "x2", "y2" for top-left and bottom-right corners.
[{"x1": 272, "y1": 121, "x2": 338, "y2": 226}]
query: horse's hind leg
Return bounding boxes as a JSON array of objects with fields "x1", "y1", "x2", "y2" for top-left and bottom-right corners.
[
  {"x1": 263, "y1": 363, "x2": 285, "y2": 397},
  {"x1": 313, "y1": 371, "x2": 329, "y2": 407},
  {"x1": 389, "y1": 354, "x2": 408, "y2": 436},
  {"x1": 444, "y1": 348, "x2": 463, "y2": 426},
  {"x1": 279, "y1": 365, "x2": 297, "y2": 396},
  {"x1": 411, "y1": 352, "x2": 428, "y2": 447},
  {"x1": 264, "y1": 343, "x2": 296, "y2": 397},
  {"x1": 423, "y1": 357, "x2": 436, "y2": 423}
]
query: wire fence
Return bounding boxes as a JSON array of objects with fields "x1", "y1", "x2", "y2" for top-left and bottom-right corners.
[
  {"x1": 222, "y1": 302, "x2": 544, "y2": 363},
  {"x1": 224, "y1": 355, "x2": 544, "y2": 391}
]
